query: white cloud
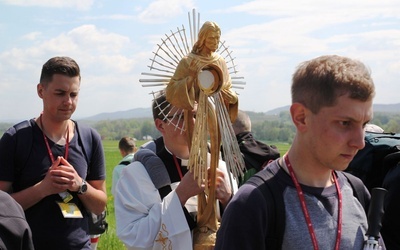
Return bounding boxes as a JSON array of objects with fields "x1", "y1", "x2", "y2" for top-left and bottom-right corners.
[
  {"x1": 2, "y1": 0, "x2": 94, "y2": 10},
  {"x1": 212, "y1": 0, "x2": 400, "y2": 113},
  {"x1": 0, "y1": 0, "x2": 399, "y2": 121},
  {"x1": 0, "y1": 24, "x2": 142, "y2": 120},
  {"x1": 224, "y1": 0, "x2": 400, "y2": 17},
  {"x1": 82, "y1": 14, "x2": 136, "y2": 21},
  {"x1": 67, "y1": 25, "x2": 131, "y2": 53},
  {"x1": 22, "y1": 32, "x2": 41, "y2": 41},
  {"x1": 1, "y1": 24, "x2": 133, "y2": 62},
  {"x1": 137, "y1": 0, "x2": 196, "y2": 24}
]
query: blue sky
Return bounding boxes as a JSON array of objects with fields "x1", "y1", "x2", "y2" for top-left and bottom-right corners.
[{"x1": 0, "y1": 0, "x2": 399, "y2": 121}]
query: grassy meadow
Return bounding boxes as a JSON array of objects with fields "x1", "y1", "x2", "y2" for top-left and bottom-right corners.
[
  {"x1": 98, "y1": 139, "x2": 126, "y2": 250},
  {"x1": 97, "y1": 140, "x2": 290, "y2": 249}
]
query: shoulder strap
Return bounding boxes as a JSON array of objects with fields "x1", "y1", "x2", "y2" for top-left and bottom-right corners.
[
  {"x1": 135, "y1": 141, "x2": 172, "y2": 198},
  {"x1": 245, "y1": 161, "x2": 284, "y2": 250},
  {"x1": 74, "y1": 121, "x2": 93, "y2": 174},
  {"x1": 140, "y1": 140, "x2": 157, "y2": 152},
  {"x1": 13, "y1": 120, "x2": 35, "y2": 175},
  {"x1": 14, "y1": 120, "x2": 94, "y2": 174},
  {"x1": 244, "y1": 167, "x2": 369, "y2": 250},
  {"x1": 133, "y1": 143, "x2": 197, "y2": 230},
  {"x1": 342, "y1": 171, "x2": 369, "y2": 213},
  {"x1": 119, "y1": 161, "x2": 131, "y2": 166},
  {"x1": 133, "y1": 148, "x2": 171, "y2": 191}
]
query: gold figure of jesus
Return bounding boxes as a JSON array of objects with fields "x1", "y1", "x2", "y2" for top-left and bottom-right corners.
[{"x1": 166, "y1": 21, "x2": 239, "y2": 249}]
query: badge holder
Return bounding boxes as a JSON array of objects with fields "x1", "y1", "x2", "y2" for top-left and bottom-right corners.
[{"x1": 57, "y1": 191, "x2": 83, "y2": 218}]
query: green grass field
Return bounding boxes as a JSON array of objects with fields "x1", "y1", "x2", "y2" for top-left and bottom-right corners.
[
  {"x1": 98, "y1": 140, "x2": 125, "y2": 250},
  {"x1": 97, "y1": 140, "x2": 290, "y2": 249}
]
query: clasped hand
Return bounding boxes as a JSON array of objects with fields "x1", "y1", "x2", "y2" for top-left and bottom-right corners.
[{"x1": 41, "y1": 156, "x2": 82, "y2": 196}]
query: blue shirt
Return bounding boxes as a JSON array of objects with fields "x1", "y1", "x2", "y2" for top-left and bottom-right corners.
[{"x1": 0, "y1": 119, "x2": 105, "y2": 250}]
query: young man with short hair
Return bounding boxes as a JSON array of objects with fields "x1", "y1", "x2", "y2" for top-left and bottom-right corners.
[{"x1": 215, "y1": 55, "x2": 379, "y2": 249}]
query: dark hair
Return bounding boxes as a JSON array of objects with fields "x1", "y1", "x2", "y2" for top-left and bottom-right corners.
[
  {"x1": 39, "y1": 56, "x2": 81, "y2": 86},
  {"x1": 152, "y1": 90, "x2": 172, "y2": 121},
  {"x1": 291, "y1": 55, "x2": 375, "y2": 114},
  {"x1": 118, "y1": 137, "x2": 136, "y2": 153}
]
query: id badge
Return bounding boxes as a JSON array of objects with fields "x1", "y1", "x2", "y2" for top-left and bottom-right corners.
[
  {"x1": 59, "y1": 191, "x2": 73, "y2": 203},
  {"x1": 57, "y1": 202, "x2": 83, "y2": 218}
]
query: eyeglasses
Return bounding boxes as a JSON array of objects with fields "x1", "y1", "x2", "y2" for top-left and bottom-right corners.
[
  {"x1": 166, "y1": 113, "x2": 184, "y2": 121},
  {"x1": 167, "y1": 115, "x2": 182, "y2": 119},
  {"x1": 162, "y1": 113, "x2": 185, "y2": 133},
  {"x1": 166, "y1": 113, "x2": 197, "y2": 121}
]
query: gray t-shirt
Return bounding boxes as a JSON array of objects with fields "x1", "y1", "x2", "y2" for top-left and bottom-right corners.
[
  {"x1": 215, "y1": 159, "x2": 371, "y2": 250},
  {"x1": 282, "y1": 172, "x2": 367, "y2": 249}
]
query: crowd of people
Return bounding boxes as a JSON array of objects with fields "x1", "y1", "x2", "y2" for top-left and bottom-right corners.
[{"x1": 0, "y1": 20, "x2": 397, "y2": 250}]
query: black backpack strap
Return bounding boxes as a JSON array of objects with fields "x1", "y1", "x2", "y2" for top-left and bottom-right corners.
[
  {"x1": 342, "y1": 171, "x2": 369, "y2": 213},
  {"x1": 13, "y1": 120, "x2": 35, "y2": 177},
  {"x1": 140, "y1": 140, "x2": 157, "y2": 152},
  {"x1": 13, "y1": 119, "x2": 94, "y2": 176},
  {"x1": 243, "y1": 168, "x2": 368, "y2": 250},
  {"x1": 13, "y1": 119, "x2": 96, "y2": 176},
  {"x1": 119, "y1": 161, "x2": 131, "y2": 166},
  {"x1": 74, "y1": 121, "x2": 95, "y2": 175},
  {"x1": 133, "y1": 149, "x2": 171, "y2": 190},
  {"x1": 245, "y1": 162, "x2": 284, "y2": 250},
  {"x1": 133, "y1": 146, "x2": 197, "y2": 230}
]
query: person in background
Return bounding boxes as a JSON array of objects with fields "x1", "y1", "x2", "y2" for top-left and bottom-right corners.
[
  {"x1": 114, "y1": 90, "x2": 236, "y2": 250},
  {"x1": 0, "y1": 56, "x2": 107, "y2": 250},
  {"x1": 92, "y1": 139, "x2": 135, "y2": 249},
  {"x1": 231, "y1": 110, "x2": 280, "y2": 186},
  {"x1": 215, "y1": 55, "x2": 379, "y2": 249},
  {"x1": 111, "y1": 136, "x2": 137, "y2": 196},
  {"x1": 0, "y1": 190, "x2": 34, "y2": 250}
]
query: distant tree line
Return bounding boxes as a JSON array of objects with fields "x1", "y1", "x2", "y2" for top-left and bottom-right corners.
[
  {"x1": 88, "y1": 111, "x2": 400, "y2": 143},
  {"x1": 1, "y1": 111, "x2": 400, "y2": 142},
  {"x1": 91, "y1": 118, "x2": 161, "y2": 141},
  {"x1": 370, "y1": 112, "x2": 400, "y2": 133},
  {"x1": 89, "y1": 111, "x2": 400, "y2": 142}
]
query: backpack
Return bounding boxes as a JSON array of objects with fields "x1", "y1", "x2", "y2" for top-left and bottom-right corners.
[
  {"x1": 12, "y1": 119, "x2": 108, "y2": 235},
  {"x1": 13, "y1": 119, "x2": 96, "y2": 176},
  {"x1": 236, "y1": 133, "x2": 280, "y2": 172},
  {"x1": 223, "y1": 132, "x2": 280, "y2": 185},
  {"x1": 246, "y1": 161, "x2": 368, "y2": 249},
  {"x1": 345, "y1": 131, "x2": 400, "y2": 192},
  {"x1": 132, "y1": 140, "x2": 197, "y2": 229}
]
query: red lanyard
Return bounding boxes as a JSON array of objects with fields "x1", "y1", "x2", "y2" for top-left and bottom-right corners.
[
  {"x1": 284, "y1": 155, "x2": 342, "y2": 250},
  {"x1": 40, "y1": 114, "x2": 70, "y2": 163},
  {"x1": 172, "y1": 155, "x2": 183, "y2": 179}
]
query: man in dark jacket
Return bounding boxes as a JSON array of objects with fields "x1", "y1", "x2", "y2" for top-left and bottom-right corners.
[
  {"x1": 232, "y1": 110, "x2": 280, "y2": 185},
  {"x1": 0, "y1": 190, "x2": 34, "y2": 250}
]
